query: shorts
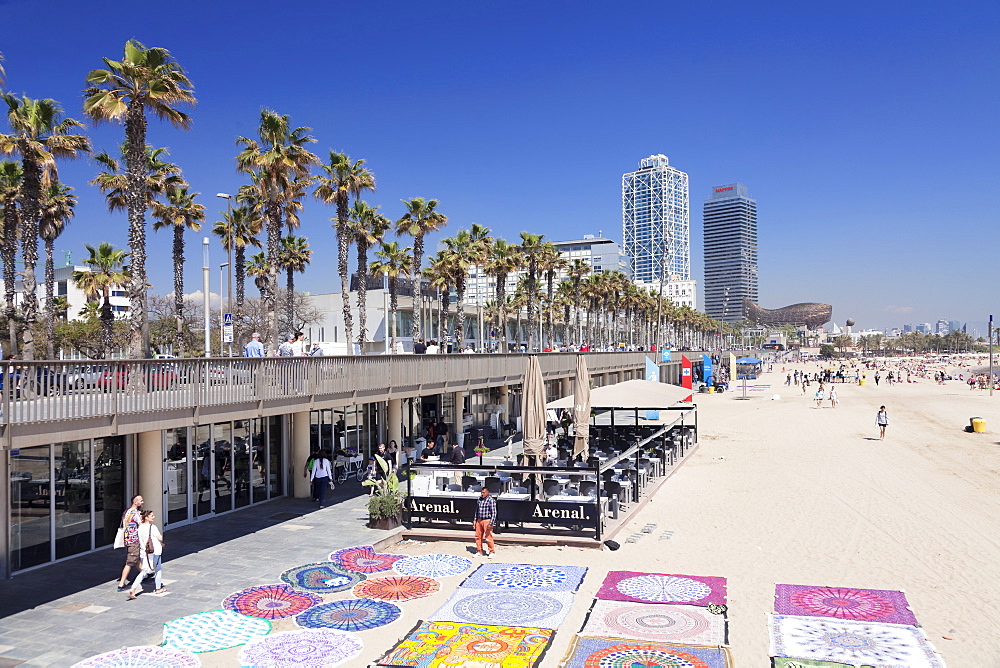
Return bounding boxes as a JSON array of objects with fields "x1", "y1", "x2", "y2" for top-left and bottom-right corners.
[{"x1": 126, "y1": 544, "x2": 141, "y2": 567}]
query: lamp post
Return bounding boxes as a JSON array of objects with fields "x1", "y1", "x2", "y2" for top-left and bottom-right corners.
[
  {"x1": 216, "y1": 193, "x2": 234, "y2": 355},
  {"x1": 202, "y1": 237, "x2": 211, "y2": 357},
  {"x1": 220, "y1": 262, "x2": 229, "y2": 354}
]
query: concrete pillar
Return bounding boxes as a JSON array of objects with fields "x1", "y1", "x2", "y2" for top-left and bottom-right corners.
[
  {"x1": 560, "y1": 377, "x2": 571, "y2": 398},
  {"x1": 452, "y1": 391, "x2": 465, "y2": 447},
  {"x1": 292, "y1": 411, "x2": 311, "y2": 499},
  {"x1": 388, "y1": 399, "x2": 403, "y2": 447},
  {"x1": 136, "y1": 430, "x2": 163, "y2": 524},
  {"x1": 498, "y1": 385, "x2": 510, "y2": 422}
]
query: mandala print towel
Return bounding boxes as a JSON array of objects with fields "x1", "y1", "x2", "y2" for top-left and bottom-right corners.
[
  {"x1": 460, "y1": 562, "x2": 588, "y2": 592},
  {"x1": 71, "y1": 646, "x2": 200, "y2": 667},
  {"x1": 769, "y1": 614, "x2": 945, "y2": 668},
  {"x1": 238, "y1": 628, "x2": 363, "y2": 668},
  {"x1": 775, "y1": 584, "x2": 918, "y2": 626},
  {"x1": 561, "y1": 636, "x2": 733, "y2": 668},
  {"x1": 430, "y1": 587, "x2": 575, "y2": 628},
  {"x1": 771, "y1": 658, "x2": 864, "y2": 668},
  {"x1": 162, "y1": 609, "x2": 271, "y2": 653},
  {"x1": 596, "y1": 570, "x2": 727, "y2": 606},
  {"x1": 579, "y1": 599, "x2": 728, "y2": 645},
  {"x1": 330, "y1": 545, "x2": 402, "y2": 573},
  {"x1": 280, "y1": 561, "x2": 366, "y2": 594},
  {"x1": 378, "y1": 620, "x2": 552, "y2": 667},
  {"x1": 295, "y1": 598, "x2": 402, "y2": 632},
  {"x1": 393, "y1": 553, "x2": 472, "y2": 579},
  {"x1": 354, "y1": 575, "x2": 440, "y2": 602},
  {"x1": 222, "y1": 583, "x2": 321, "y2": 619}
]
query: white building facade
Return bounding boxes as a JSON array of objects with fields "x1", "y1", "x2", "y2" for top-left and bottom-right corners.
[
  {"x1": 622, "y1": 154, "x2": 690, "y2": 284},
  {"x1": 633, "y1": 278, "x2": 698, "y2": 310},
  {"x1": 1, "y1": 265, "x2": 130, "y2": 321}
]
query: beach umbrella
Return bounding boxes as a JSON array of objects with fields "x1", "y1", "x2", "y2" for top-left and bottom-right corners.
[
  {"x1": 572, "y1": 354, "x2": 591, "y2": 461},
  {"x1": 521, "y1": 355, "x2": 546, "y2": 461}
]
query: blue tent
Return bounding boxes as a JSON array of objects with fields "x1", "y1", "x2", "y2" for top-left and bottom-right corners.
[{"x1": 736, "y1": 357, "x2": 762, "y2": 364}]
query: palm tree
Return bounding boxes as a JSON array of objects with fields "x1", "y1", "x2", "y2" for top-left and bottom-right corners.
[
  {"x1": 90, "y1": 144, "x2": 183, "y2": 213},
  {"x1": 566, "y1": 259, "x2": 590, "y2": 346},
  {"x1": 369, "y1": 241, "x2": 412, "y2": 354},
  {"x1": 277, "y1": 234, "x2": 311, "y2": 331},
  {"x1": 84, "y1": 39, "x2": 195, "y2": 358},
  {"x1": 246, "y1": 252, "x2": 269, "y2": 296},
  {"x1": 0, "y1": 94, "x2": 90, "y2": 360},
  {"x1": 396, "y1": 197, "x2": 447, "y2": 341},
  {"x1": 441, "y1": 228, "x2": 488, "y2": 349},
  {"x1": 212, "y1": 204, "x2": 261, "y2": 342},
  {"x1": 314, "y1": 152, "x2": 375, "y2": 354},
  {"x1": 39, "y1": 180, "x2": 76, "y2": 359},
  {"x1": 537, "y1": 242, "x2": 568, "y2": 349},
  {"x1": 424, "y1": 251, "x2": 453, "y2": 345},
  {"x1": 73, "y1": 242, "x2": 130, "y2": 358},
  {"x1": 0, "y1": 160, "x2": 21, "y2": 353},
  {"x1": 151, "y1": 186, "x2": 204, "y2": 354},
  {"x1": 518, "y1": 232, "x2": 545, "y2": 352},
  {"x1": 483, "y1": 238, "x2": 521, "y2": 350},
  {"x1": 236, "y1": 110, "x2": 318, "y2": 352},
  {"x1": 347, "y1": 200, "x2": 391, "y2": 349}
]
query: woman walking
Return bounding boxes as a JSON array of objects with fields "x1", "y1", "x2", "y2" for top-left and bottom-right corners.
[
  {"x1": 876, "y1": 406, "x2": 889, "y2": 439},
  {"x1": 814, "y1": 387, "x2": 825, "y2": 408},
  {"x1": 828, "y1": 386, "x2": 839, "y2": 408},
  {"x1": 309, "y1": 449, "x2": 333, "y2": 507},
  {"x1": 129, "y1": 510, "x2": 165, "y2": 599}
]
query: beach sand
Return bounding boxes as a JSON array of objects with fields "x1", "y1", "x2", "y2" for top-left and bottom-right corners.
[{"x1": 203, "y1": 362, "x2": 1000, "y2": 666}]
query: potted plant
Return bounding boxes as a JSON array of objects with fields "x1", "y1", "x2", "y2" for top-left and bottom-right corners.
[
  {"x1": 362, "y1": 454, "x2": 404, "y2": 530},
  {"x1": 474, "y1": 439, "x2": 489, "y2": 464}
]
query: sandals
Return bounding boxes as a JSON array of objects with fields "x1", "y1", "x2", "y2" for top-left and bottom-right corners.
[
  {"x1": 154, "y1": 588, "x2": 167, "y2": 594},
  {"x1": 127, "y1": 592, "x2": 138, "y2": 600}
]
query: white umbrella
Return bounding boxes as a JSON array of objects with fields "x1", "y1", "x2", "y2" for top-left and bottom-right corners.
[
  {"x1": 521, "y1": 356, "x2": 546, "y2": 459},
  {"x1": 572, "y1": 354, "x2": 591, "y2": 461}
]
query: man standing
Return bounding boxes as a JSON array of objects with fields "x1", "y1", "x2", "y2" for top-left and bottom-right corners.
[
  {"x1": 116, "y1": 494, "x2": 143, "y2": 591},
  {"x1": 413, "y1": 337, "x2": 427, "y2": 355},
  {"x1": 435, "y1": 418, "x2": 449, "y2": 454},
  {"x1": 243, "y1": 333, "x2": 265, "y2": 357},
  {"x1": 278, "y1": 334, "x2": 295, "y2": 357},
  {"x1": 449, "y1": 441, "x2": 466, "y2": 486},
  {"x1": 473, "y1": 486, "x2": 496, "y2": 558}
]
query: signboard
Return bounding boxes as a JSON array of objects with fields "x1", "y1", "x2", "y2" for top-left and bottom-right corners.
[
  {"x1": 661, "y1": 349, "x2": 671, "y2": 362},
  {"x1": 406, "y1": 496, "x2": 599, "y2": 527},
  {"x1": 702, "y1": 354, "x2": 713, "y2": 385},
  {"x1": 223, "y1": 313, "x2": 234, "y2": 343},
  {"x1": 645, "y1": 357, "x2": 660, "y2": 383}
]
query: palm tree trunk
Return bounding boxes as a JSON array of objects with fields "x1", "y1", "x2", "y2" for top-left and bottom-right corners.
[
  {"x1": 3, "y1": 204, "x2": 17, "y2": 356},
  {"x1": 124, "y1": 101, "x2": 149, "y2": 360},
  {"x1": 411, "y1": 235, "x2": 423, "y2": 340},
  {"x1": 440, "y1": 288, "x2": 450, "y2": 345},
  {"x1": 336, "y1": 193, "x2": 353, "y2": 354},
  {"x1": 264, "y1": 200, "x2": 282, "y2": 351},
  {"x1": 173, "y1": 225, "x2": 185, "y2": 355},
  {"x1": 286, "y1": 266, "x2": 295, "y2": 333},
  {"x1": 18, "y1": 155, "x2": 42, "y2": 361},
  {"x1": 356, "y1": 244, "x2": 369, "y2": 349},
  {"x1": 389, "y1": 277, "x2": 398, "y2": 353},
  {"x1": 496, "y1": 273, "x2": 506, "y2": 351},
  {"x1": 545, "y1": 273, "x2": 555, "y2": 349},
  {"x1": 235, "y1": 245, "x2": 246, "y2": 344},
  {"x1": 455, "y1": 277, "x2": 466, "y2": 350},
  {"x1": 44, "y1": 238, "x2": 55, "y2": 359},
  {"x1": 100, "y1": 288, "x2": 113, "y2": 358}
]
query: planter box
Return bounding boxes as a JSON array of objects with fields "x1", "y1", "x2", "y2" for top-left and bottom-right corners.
[{"x1": 369, "y1": 514, "x2": 402, "y2": 530}]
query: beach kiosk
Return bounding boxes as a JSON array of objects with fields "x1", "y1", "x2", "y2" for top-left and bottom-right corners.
[{"x1": 735, "y1": 356, "x2": 763, "y2": 399}]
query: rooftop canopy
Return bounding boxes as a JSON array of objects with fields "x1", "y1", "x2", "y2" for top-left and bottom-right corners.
[
  {"x1": 546, "y1": 379, "x2": 692, "y2": 410},
  {"x1": 736, "y1": 357, "x2": 762, "y2": 364}
]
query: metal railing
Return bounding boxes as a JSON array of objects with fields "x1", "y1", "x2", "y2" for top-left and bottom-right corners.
[{"x1": 0, "y1": 352, "x2": 661, "y2": 427}]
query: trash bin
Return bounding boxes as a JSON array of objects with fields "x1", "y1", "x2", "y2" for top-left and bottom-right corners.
[
  {"x1": 971, "y1": 417, "x2": 986, "y2": 433},
  {"x1": 859, "y1": 379, "x2": 866, "y2": 386},
  {"x1": 708, "y1": 386, "x2": 715, "y2": 394}
]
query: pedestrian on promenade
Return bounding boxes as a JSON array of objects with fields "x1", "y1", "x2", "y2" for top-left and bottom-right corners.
[
  {"x1": 304, "y1": 447, "x2": 321, "y2": 501},
  {"x1": 874, "y1": 372, "x2": 881, "y2": 386},
  {"x1": 829, "y1": 386, "x2": 839, "y2": 408},
  {"x1": 413, "y1": 337, "x2": 427, "y2": 355},
  {"x1": 128, "y1": 510, "x2": 165, "y2": 599},
  {"x1": 278, "y1": 334, "x2": 295, "y2": 357},
  {"x1": 473, "y1": 486, "x2": 496, "y2": 557},
  {"x1": 309, "y1": 449, "x2": 333, "y2": 506},
  {"x1": 448, "y1": 441, "x2": 466, "y2": 485},
  {"x1": 876, "y1": 405, "x2": 889, "y2": 439},
  {"x1": 435, "y1": 418, "x2": 449, "y2": 454},
  {"x1": 116, "y1": 494, "x2": 143, "y2": 591},
  {"x1": 290, "y1": 331, "x2": 307, "y2": 356},
  {"x1": 243, "y1": 332, "x2": 265, "y2": 357}
]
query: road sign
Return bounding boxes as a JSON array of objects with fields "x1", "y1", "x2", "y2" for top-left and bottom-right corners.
[{"x1": 223, "y1": 313, "x2": 233, "y2": 343}]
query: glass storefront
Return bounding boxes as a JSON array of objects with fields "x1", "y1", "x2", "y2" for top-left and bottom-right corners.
[
  {"x1": 310, "y1": 404, "x2": 382, "y2": 459},
  {"x1": 9, "y1": 437, "x2": 126, "y2": 573},
  {"x1": 163, "y1": 418, "x2": 285, "y2": 528}
]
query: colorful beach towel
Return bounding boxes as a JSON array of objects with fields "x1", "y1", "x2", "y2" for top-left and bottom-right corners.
[
  {"x1": 378, "y1": 621, "x2": 552, "y2": 667},
  {"x1": 771, "y1": 658, "x2": 864, "y2": 668},
  {"x1": 295, "y1": 598, "x2": 401, "y2": 632},
  {"x1": 596, "y1": 570, "x2": 727, "y2": 606},
  {"x1": 354, "y1": 575, "x2": 440, "y2": 602},
  {"x1": 280, "y1": 561, "x2": 365, "y2": 594},
  {"x1": 775, "y1": 584, "x2": 918, "y2": 625},
  {"x1": 394, "y1": 553, "x2": 472, "y2": 579},
  {"x1": 238, "y1": 628, "x2": 363, "y2": 667},
  {"x1": 769, "y1": 614, "x2": 945, "y2": 667},
  {"x1": 430, "y1": 587, "x2": 574, "y2": 628},
  {"x1": 222, "y1": 583, "x2": 321, "y2": 619},
  {"x1": 579, "y1": 599, "x2": 728, "y2": 645},
  {"x1": 460, "y1": 563, "x2": 587, "y2": 592},
  {"x1": 330, "y1": 545, "x2": 402, "y2": 573},
  {"x1": 161, "y1": 609, "x2": 271, "y2": 653},
  {"x1": 561, "y1": 636, "x2": 733, "y2": 668},
  {"x1": 71, "y1": 646, "x2": 200, "y2": 667}
]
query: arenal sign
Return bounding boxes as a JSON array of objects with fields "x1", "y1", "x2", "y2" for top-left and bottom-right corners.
[{"x1": 407, "y1": 496, "x2": 599, "y2": 527}]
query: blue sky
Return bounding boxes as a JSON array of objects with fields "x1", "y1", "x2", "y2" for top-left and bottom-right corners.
[{"x1": 2, "y1": 0, "x2": 998, "y2": 334}]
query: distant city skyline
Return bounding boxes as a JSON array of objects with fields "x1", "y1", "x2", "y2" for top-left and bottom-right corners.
[{"x1": 0, "y1": 1, "x2": 995, "y2": 332}]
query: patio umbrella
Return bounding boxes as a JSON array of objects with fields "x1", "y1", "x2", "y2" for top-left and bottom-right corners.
[
  {"x1": 521, "y1": 355, "x2": 546, "y2": 462},
  {"x1": 572, "y1": 354, "x2": 591, "y2": 461}
]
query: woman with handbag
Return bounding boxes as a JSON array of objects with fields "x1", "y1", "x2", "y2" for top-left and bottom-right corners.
[{"x1": 128, "y1": 510, "x2": 165, "y2": 599}]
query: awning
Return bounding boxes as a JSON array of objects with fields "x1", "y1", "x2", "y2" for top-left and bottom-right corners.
[
  {"x1": 736, "y1": 357, "x2": 762, "y2": 364},
  {"x1": 546, "y1": 379, "x2": 693, "y2": 410}
]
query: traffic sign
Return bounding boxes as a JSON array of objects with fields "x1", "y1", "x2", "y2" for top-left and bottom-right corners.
[{"x1": 223, "y1": 313, "x2": 234, "y2": 343}]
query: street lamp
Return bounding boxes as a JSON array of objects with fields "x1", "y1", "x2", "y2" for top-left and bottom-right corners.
[
  {"x1": 216, "y1": 193, "x2": 234, "y2": 356},
  {"x1": 220, "y1": 262, "x2": 229, "y2": 354},
  {"x1": 202, "y1": 237, "x2": 211, "y2": 357}
]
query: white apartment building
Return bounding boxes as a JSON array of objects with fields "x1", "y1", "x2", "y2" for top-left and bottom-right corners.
[
  {"x1": 1, "y1": 265, "x2": 130, "y2": 321},
  {"x1": 633, "y1": 278, "x2": 698, "y2": 310}
]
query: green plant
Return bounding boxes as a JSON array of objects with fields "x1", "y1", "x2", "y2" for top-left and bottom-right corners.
[{"x1": 362, "y1": 454, "x2": 404, "y2": 520}]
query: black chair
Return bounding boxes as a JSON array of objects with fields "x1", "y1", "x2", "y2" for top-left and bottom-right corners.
[
  {"x1": 447, "y1": 483, "x2": 463, "y2": 492},
  {"x1": 603, "y1": 481, "x2": 623, "y2": 518},
  {"x1": 462, "y1": 475, "x2": 479, "y2": 491},
  {"x1": 542, "y1": 478, "x2": 561, "y2": 498},
  {"x1": 484, "y1": 476, "x2": 503, "y2": 494},
  {"x1": 580, "y1": 480, "x2": 597, "y2": 497},
  {"x1": 561, "y1": 487, "x2": 579, "y2": 496},
  {"x1": 469, "y1": 484, "x2": 482, "y2": 492}
]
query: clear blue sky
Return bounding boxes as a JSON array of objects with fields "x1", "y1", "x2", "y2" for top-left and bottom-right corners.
[{"x1": 2, "y1": 0, "x2": 998, "y2": 334}]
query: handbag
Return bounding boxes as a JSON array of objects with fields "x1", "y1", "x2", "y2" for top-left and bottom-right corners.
[{"x1": 113, "y1": 526, "x2": 125, "y2": 549}]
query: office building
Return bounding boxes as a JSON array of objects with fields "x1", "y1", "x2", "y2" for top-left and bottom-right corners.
[
  {"x1": 622, "y1": 155, "x2": 690, "y2": 283},
  {"x1": 703, "y1": 183, "x2": 758, "y2": 324}
]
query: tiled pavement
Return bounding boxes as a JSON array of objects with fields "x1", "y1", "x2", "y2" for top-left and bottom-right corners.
[{"x1": 0, "y1": 481, "x2": 399, "y2": 667}]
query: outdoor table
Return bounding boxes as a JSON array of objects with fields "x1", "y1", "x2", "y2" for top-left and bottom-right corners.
[
  {"x1": 434, "y1": 490, "x2": 481, "y2": 498},
  {"x1": 498, "y1": 492, "x2": 530, "y2": 501}
]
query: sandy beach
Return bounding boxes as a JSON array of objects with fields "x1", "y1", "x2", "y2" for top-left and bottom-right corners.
[{"x1": 203, "y1": 361, "x2": 1000, "y2": 666}]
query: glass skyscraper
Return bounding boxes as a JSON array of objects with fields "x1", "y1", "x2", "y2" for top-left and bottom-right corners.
[
  {"x1": 703, "y1": 183, "x2": 758, "y2": 324},
  {"x1": 622, "y1": 155, "x2": 690, "y2": 283}
]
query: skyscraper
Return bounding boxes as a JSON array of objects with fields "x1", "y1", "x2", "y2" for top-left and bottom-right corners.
[
  {"x1": 622, "y1": 154, "x2": 690, "y2": 283},
  {"x1": 703, "y1": 183, "x2": 757, "y2": 324}
]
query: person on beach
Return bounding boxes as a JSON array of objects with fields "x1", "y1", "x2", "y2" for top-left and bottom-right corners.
[
  {"x1": 473, "y1": 486, "x2": 497, "y2": 557},
  {"x1": 829, "y1": 386, "x2": 839, "y2": 408},
  {"x1": 876, "y1": 406, "x2": 889, "y2": 439},
  {"x1": 116, "y1": 495, "x2": 143, "y2": 591},
  {"x1": 814, "y1": 387, "x2": 824, "y2": 407},
  {"x1": 129, "y1": 510, "x2": 165, "y2": 599}
]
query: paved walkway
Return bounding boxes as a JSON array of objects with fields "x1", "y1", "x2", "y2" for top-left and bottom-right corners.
[{"x1": 0, "y1": 481, "x2": 398, "y2": 667}]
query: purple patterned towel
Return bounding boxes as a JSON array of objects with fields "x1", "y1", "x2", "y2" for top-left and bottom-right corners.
[
  {"x1": 775, "y1": 584, "x2": 918, "y2": 626},
  {"x1": 595, "y1": 570, "x2": 727, "y2": 606}
]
